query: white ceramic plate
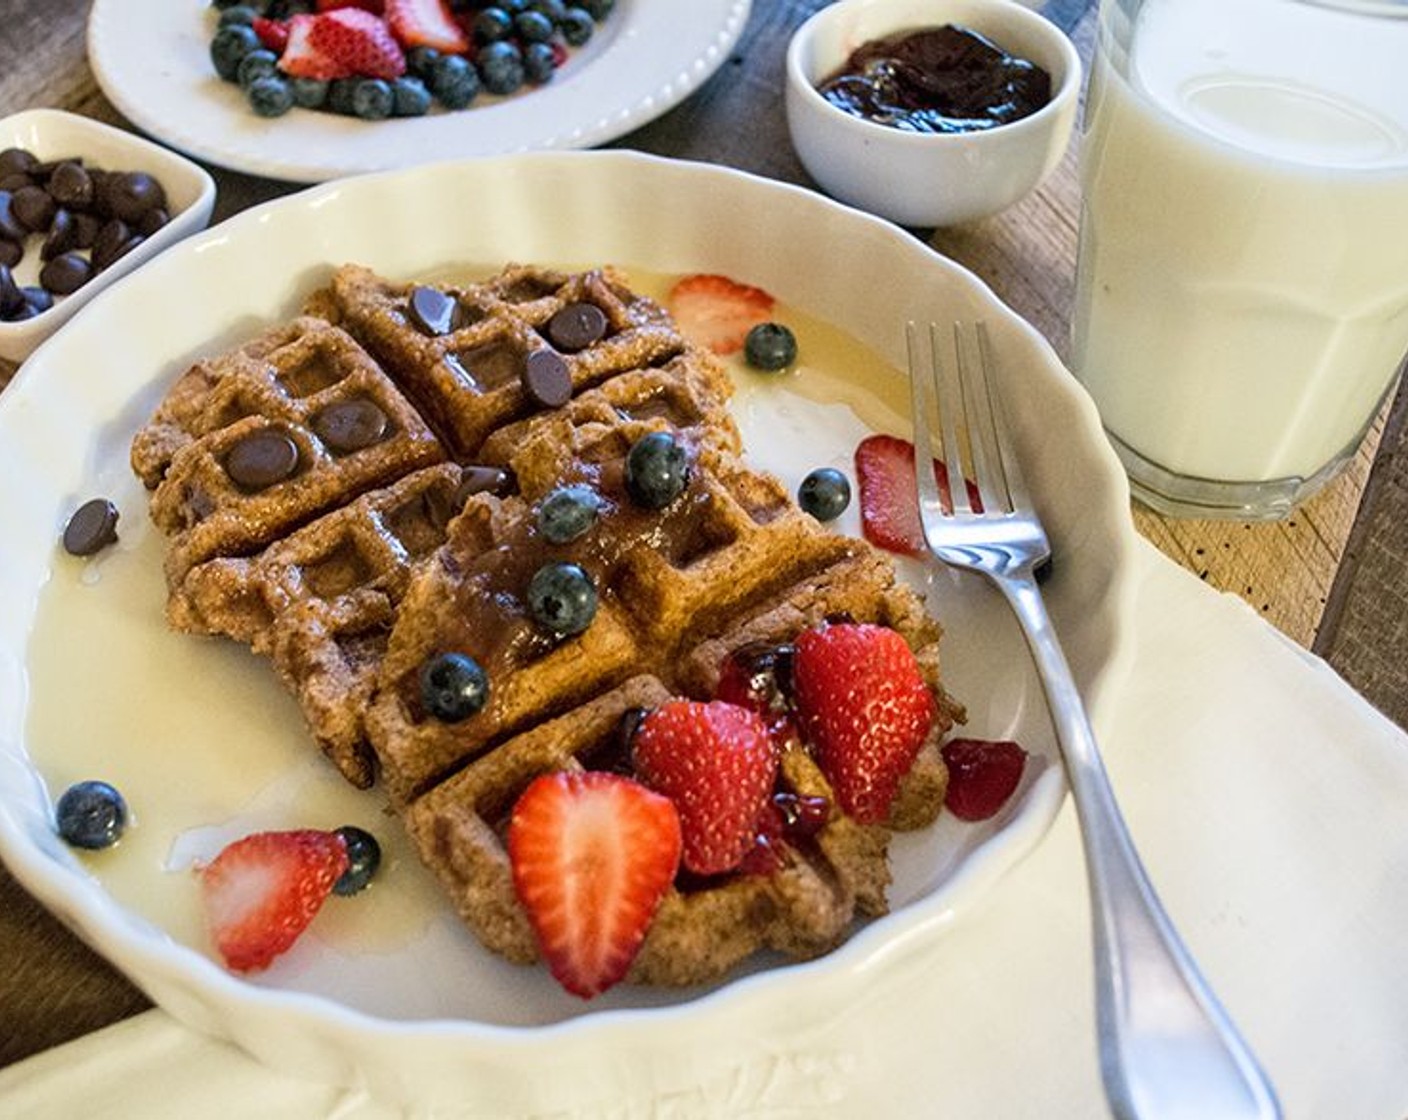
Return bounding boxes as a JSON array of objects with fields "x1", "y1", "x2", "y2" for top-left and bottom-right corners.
[
  {"x1": 0, "y1": 153, "x2": 1139, "y2": 1110},
  {"x1": 86, "y1": 0, "x2": 751, "y2": 183}
]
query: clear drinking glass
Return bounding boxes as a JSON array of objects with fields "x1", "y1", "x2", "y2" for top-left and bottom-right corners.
[{"x1": 1072, "y1": 0, "x2": 1408, "y2": 520}]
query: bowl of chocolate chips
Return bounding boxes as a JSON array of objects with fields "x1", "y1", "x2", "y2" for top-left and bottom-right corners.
[
  {"x1": 785, "y1": 0, "x2": 1080, "y2": 227},
  {"x1": 0, "y1": 109, "x2": 216, "y2": 363}
]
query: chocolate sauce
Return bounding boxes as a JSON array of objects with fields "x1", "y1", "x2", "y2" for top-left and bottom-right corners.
[{"x1": 817, "y1": 24, "x2": 1051, "y2": 134}]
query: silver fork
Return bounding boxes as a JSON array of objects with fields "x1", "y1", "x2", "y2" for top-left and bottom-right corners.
[{"x1": 908, "y1": 321, "x2": 1282, "y2": 1120}]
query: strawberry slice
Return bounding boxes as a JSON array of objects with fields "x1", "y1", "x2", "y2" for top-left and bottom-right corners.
[
  {"x1": 667, "y1": 274, "x2": 776, "y2": 356},
  {"x1": 198, "y1": 829, "x2": 349, "y2": 973},
  {"x1": 309, "y1": 8, "x2": 406, "y2": 80},
  {"x1": 791, "y1": 622, "x2": 937, "y2": 824},
  {"x1": 384, "y1": 0, "x2": 469, "y2": 53},
  {"x1": 278, "y1": 13, "x2": 346, "y2": 80},
  {"x1": 941, "y1": 738, "x2": 1028, "y2": 821},
  {"x1": 252, "y1": 16, "x2": 289, "y2": 54},
  {"x1": 508, "y1": 771, "x2": 681, "y2": 998},
  {"x1": 633, "y1": 699, "x2": 779, "y2": 876},
  {"x1": 853, "y1": 433, "x2": 983, "y2": 557},
  {"x1": 316, "y1": 0, "x2": 385, "y2": 12}
]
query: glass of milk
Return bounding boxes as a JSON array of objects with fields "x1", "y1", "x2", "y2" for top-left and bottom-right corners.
[{"x1": 1071, "y1": 0, "x2": 1408, "y2": 519}]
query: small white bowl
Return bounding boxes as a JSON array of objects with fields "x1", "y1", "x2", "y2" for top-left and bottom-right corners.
[
  {"x1": 785, "y1": 0, "x2": 1081, "y2": 227},
  {"x1": 0, "y1": 109, "x2": 216, "y2": 364}
]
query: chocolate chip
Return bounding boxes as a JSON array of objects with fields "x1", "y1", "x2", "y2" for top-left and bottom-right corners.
[
  {"x1": 92, "y1": 232, "x2": 142, "y2": 273},
  {"x1": 89, "y1": 218, "x2": 130, "y2": 265},
  {"x1": 0, "y1": 238, "x2": 19, "y2": 268},
  {"x1": 47, "y1": 161, "x2": 93, "y2": 210},
  {"x1": 408, "y1": 285, "x2": 458, "y2": 336},
  {"x1": 0, "y1": 148, "x2": 37, "y2": 178},
  {"x1": 546, "y1": 302, "x2": 608, "y2": 353},
  {"x1": 41, "y1": 209, "x2": 77, "y2": 260},
  {"x1": 62, "y1": 498, "x2": 120, "y2": 556},
  {"x1": 101, "y1": 171, "x2": 165, "y2": 223},
  {"x1": 0, "y1": 191, "x2": 24, "y2": 242},
  {"x1": 134, "y1": 207, "x2": 169, "y2": 237},
  {"x1": 0, "y1": 265, "x2": 24, "y2": 315},
  {"x1": 225, "y1": 428, "x2": 301, "y2": 490},
  {"x1": 11, "y1": 184, "x2": 55, "y2": 232},
  {"x1": 455, "y1": 465, "x2": 514, "y2": 503},
  {"x1": 71, "y1": 212, "x2": 100, "y2": 250},
  {"x1": 522, "y1": 348, "x2": 572, "y2": 408},
  {"x1": 21, "y1": 286, "x2": 53, "y2": 314},
  {"x1": 39, "y1": 251, "x2": 93, "y2": 295},
  {"x1": 312, "y1": 398, "x2": 389, "y2": 453}
]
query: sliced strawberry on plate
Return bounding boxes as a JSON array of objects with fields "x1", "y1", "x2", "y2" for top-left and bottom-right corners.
[
  {"x1": 853, "y1": 433, "x2": 984, "y2": 557},
  {"x1": 941, "y1": 738, "x2": 1028, "y2": 821},
  {"x1": 384, "y1": 0, "x2": 469, "y2": 53},
  {"x1": 508, "y1": 771, "x2": 681, "y2": 998},
  {"x1": 252, "y1": 16, "x2": 289, "y2": 54},
  {"x1": 791, "y1": 622, "x2": 937, "y2": 825},
  {"x1": 198, "y1": 829, "x2": 350, "y2": 973},
  {"x1": 316, "y1": 0, "x2": 385, "y2": 12},
  {"x1": 310, "y1": 7, "x2": 406, "y2": 80},
  {"x1": 279, "y1": 13, "x2": 347, "y2": 80},
  {"x1": 633, "y1": 699, "x2": 779, "y2": 876},
  {"x1": 667, "y1": 274, "x2": 776, "y2": 356}
]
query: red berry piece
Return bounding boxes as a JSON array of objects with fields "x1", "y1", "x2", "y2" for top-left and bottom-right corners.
[
  {"x1": 508, "y1": 771, "x2": 680, "y2": 998},
  {"x1": 384, "y1": 0, "x2": 469, "y2": 53},
  {"x1": 791, "y1": 622, "x2": 937, "y2": 824},
  {"x1": 198, "y1": 829, "x2": 350, "y2": 972},
  {"x1": 633, "y1": 699, "x2": 779, "y2": 877},
  {"x1": 853, "y1": 433, "x2": 983, "y2": 557},
  {"x1": 309, "y1": 8, "x2": 407, "y2": 80},
  {"x1": 940, "y1": 738, "x2": 1028, "y2": 821},
  {"x1": 666, "y1": 273, "x2": 776, "y2": 356}
]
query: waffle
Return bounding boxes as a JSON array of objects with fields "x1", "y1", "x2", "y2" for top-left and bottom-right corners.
[{"x1": 132, "y1": 262, "x2": 964, "y2": 991}]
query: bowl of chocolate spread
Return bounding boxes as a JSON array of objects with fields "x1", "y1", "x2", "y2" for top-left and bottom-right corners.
[{"x1": 786, "y1": 0, "x2": 1081, "y2": 226}]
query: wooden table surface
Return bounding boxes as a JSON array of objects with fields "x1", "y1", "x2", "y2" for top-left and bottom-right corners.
[{"x1": 2, "y1": 0, "x2": 1405, "y2": 1071}]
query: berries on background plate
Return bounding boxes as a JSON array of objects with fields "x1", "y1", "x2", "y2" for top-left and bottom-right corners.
[
  {"x1": 941, "y1": 738, "x2": 1028, "y2": 821},
  {"x1": 508, "y1": 771, "x2": 681, "y2": 998},
  {"x1": 853, "y1": 433, "x2": 983, "y2": 557},
  {"x1": 633, "y1": 699, "x2": 778, "y2": 876},
  {"x1": 198, "y1": 829, "x2": 349, "y2": 972},
  {"x1": 385, "y1": 0, "x2": 469, "y2": 53},
  {"x1": 791, "y1": 622, "x2": 937, "y2": 824},
  {"x1": 667, "y1": 274, "x2": 776, "y2": 356},
  {"x1": 743, "y1": 321, "x2": 798, "y2": 371},
  {"x1": 55, "y1": 780, "x2": 129, "y2": 850},
  {"x1": 420, "y1": 650, "x2": 490, "y2": 721},
  {"x1": 797, "y1": 466, "x2": 851, "y2": 522},
  {"x1": 624, "y1": 430, "x2": 689, "y2": 510}
]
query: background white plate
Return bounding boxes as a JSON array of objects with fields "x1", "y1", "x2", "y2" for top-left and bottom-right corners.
[
  {"x1": 0, "y1": 152, "x2": 1139, "y2": 1110},
  {"x1": 86, "y1": 0, "x2": 752, "y2": 182}
]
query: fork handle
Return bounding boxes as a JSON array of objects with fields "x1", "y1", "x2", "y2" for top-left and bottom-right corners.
[{"x1": 996, "y1": 572, "x2": 1282, "y2": 1120}]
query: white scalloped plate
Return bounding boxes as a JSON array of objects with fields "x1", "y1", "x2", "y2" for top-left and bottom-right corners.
[
  {"x1": 0, "y1": 153, "x2": 1138, "y2": 1111},
  {"x1": 86, "y1": 0, "x2": 751, "y2": 182}
]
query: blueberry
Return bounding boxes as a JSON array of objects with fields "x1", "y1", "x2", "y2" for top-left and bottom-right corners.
[
  {"x1": 497, "y1": 0, "x2": 528, "y2": 12},
  {"x1": 290, "y1": 76, "x2": 329, "y2": 109},
  {"x1": 210, "y1": 24, "x2": 261, "y2": 82},
  {"x1": 55, "y1": 780, "x2": 128, "y2": 850},
  {"x1": 236, "y1": 48, "x2": 279, "y2": 89},
  {"x1": 797, "y1": 467, "x2": 851, "y2": 521},
  {"x1": 420, "y1": 651, "x2": 489, "y2": 721},
  {"x1": 217, "y1": 5, "x2": 260, "y2": 27},
  {"x1": 406, "y1": 46, "x2": 442, "y2": 79},
  {"x1": 327, "y1": 78, "x2": 360, "y2": 115},
  {"x1": 523, "y1": 41, "x2": 556, "y2": 85},
  {"x1": 473, "y1": 7, "x2": 513, "y2": 43},
  {"x1": 332, "y1": 826, "x2": 381, "y2": 896},
  {"x1": 743, "y1": 322, "x2": 798, "y2": 371},
  {"x1": 391, "y1": 76, "x2": 432, "y2": 116},
  {"x1": 247, "y1": 74, "x2": 294, "y2": 117},
  {"x1": 625, "y1": 431, "x2": 689, "y2": 510},
  {"x1": 538, "y1": 484, "x2": 602, "y2": 542},
  {"x1": 531, "y1": 0, "x2": 567, "y2": 19},
  {"x1": 478, "y1": 41, "x2": 525, "y2": 96},
  {"x1": 559, "y1": 8, "x2": 595, "y2": 46},
  {"x1": 580, "y1": 0, "x2": 613, "y2": 19},
  {"x1": 429, "y1": 54, "x2": 481, "y2": 110},
  {"x1": 351, "y1": 78, "x2": 394, "y2": 120},
  {"x1": 515, "y1": 10, "x2": 554, "y2": 42},
  {"x1": 527, "y1": 562, "x2": 598, "y2": 635}
]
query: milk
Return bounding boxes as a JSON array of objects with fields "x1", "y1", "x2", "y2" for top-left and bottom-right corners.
[{"x1": 1072, "y1": 0, "x2": 1408, "y2": 502}]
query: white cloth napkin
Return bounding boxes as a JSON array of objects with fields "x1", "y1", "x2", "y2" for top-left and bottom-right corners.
[{"x1": 3, "y1": 539, "x2": 1406, "y2": 1119}]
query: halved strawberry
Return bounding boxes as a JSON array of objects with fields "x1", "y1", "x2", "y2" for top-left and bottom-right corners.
[
  {"x1": 197, "y1": 829, "x2": 349, "y2": 973},
  {"x1": 853, "y1": 433, "x2": 983, "y2": 557},
  {"x1": 633, "y1": 699, "x2": 778, "y2": 876},
  {"x1": 316, "y1": 0, "x2": 385, "y2": 12},
  {"x1": 252, "y1": 16, "x2": 289, "y2": 54},
  {"x1": 667, "y1": 274, "x2": 776, "y2": 356},
  {"x1": 508, "y1": 771, "x2": 681, "y2": 998},
  {"x1": 278, "y1": 13, "x2": 345, "y2": 79},
  {"x1": 941, "y1": 738, "x2": 1028, "y2": 821},
  {"x1": 309, "y1": 8, "x2": 406, "y2": 80},
  {"x1": 384, "y1": 0, "x2": 469, "y2": 53},
  {"x1": 791, "y1": 622, "x2": 937, "y2": 824}
]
